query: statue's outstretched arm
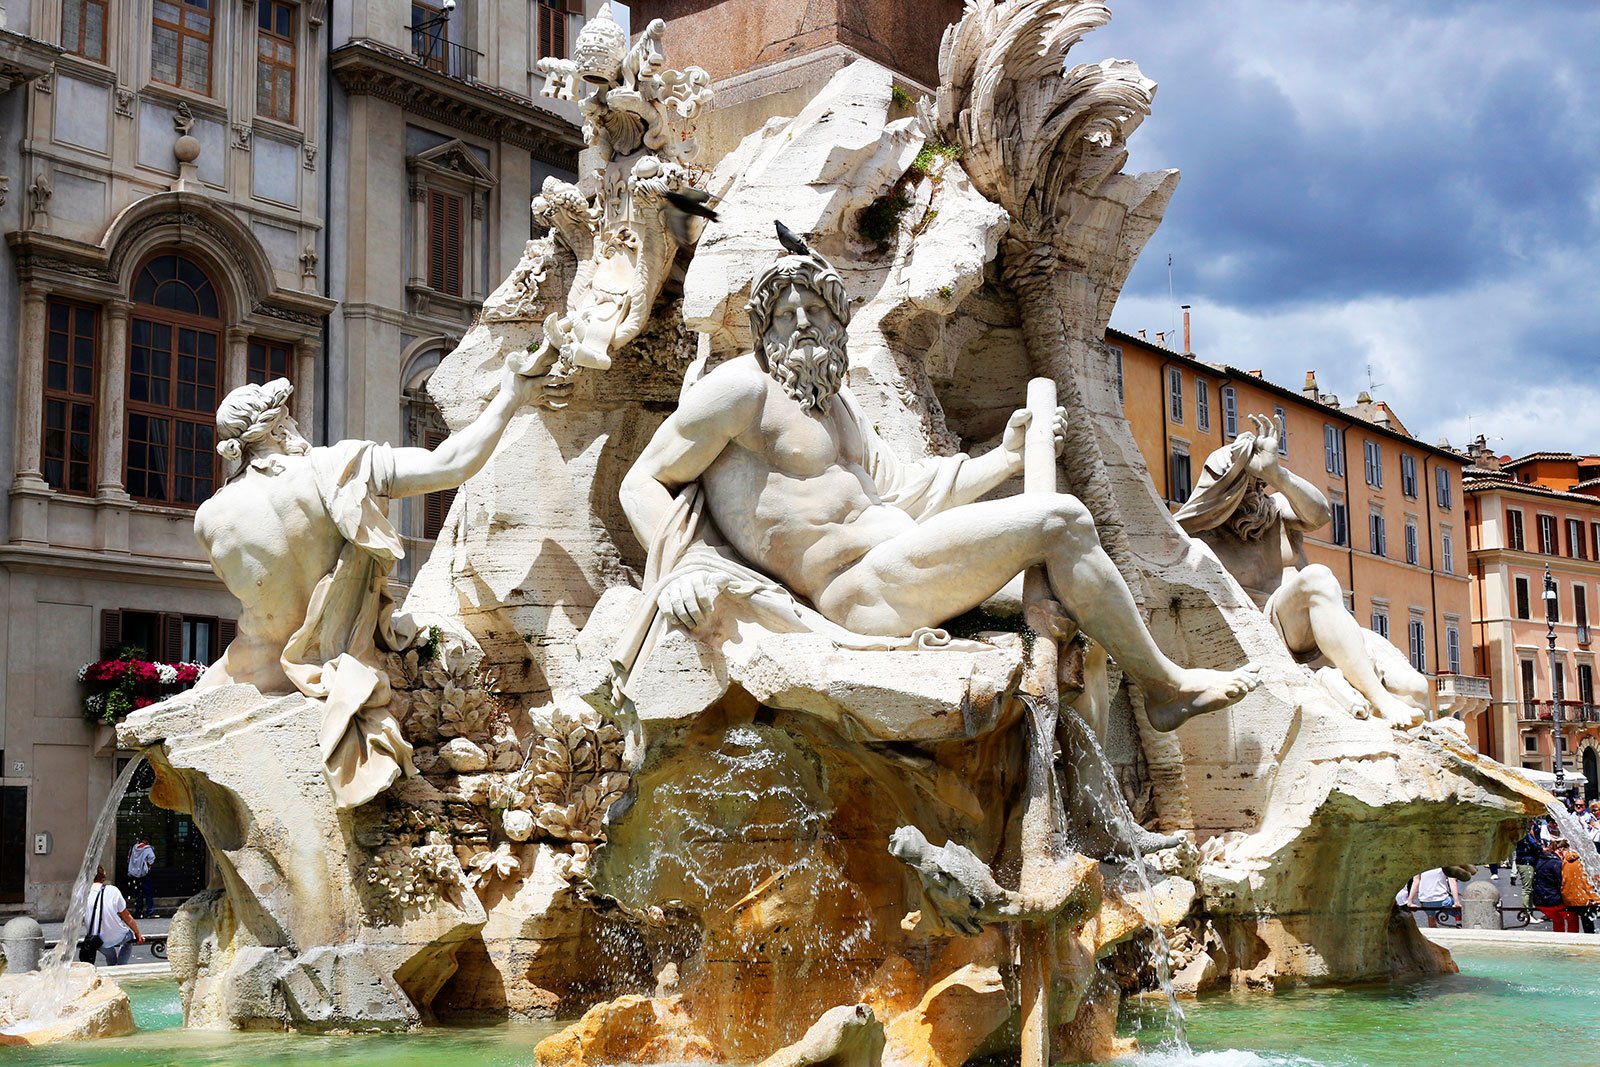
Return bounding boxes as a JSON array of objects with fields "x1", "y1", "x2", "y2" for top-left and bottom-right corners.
[{"x1": 388, "y1": 363, "x2": 568, "y2": 498}]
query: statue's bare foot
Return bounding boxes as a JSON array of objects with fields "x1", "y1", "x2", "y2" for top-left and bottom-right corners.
[
  {"x1": 1146, "y1": 665, "x2": 1261, "y2": 732},
  {"x1": 1371, "y1": 691, "x2": 1425, "y2": 729}
]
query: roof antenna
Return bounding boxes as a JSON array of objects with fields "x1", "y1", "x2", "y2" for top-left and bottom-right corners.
[
  {"x1": 1167, "y1": 253, "x2": 1176, "y2": 339},
  {"x1": 1365, "y1": 363, "x2": 1384, "y2": 395}
]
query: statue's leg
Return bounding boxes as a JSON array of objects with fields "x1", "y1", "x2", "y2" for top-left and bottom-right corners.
[
  {"x1": 1277, "y1": 565, "x2": 1422, "y2": 725},
  {"x1": 820, "y1": 495, "x2": 1258, "y2": 729}
]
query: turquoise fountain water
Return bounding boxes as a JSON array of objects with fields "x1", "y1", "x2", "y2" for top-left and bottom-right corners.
[{"x1": 5, "y1": 942, "x2": 1594, "y2": 1066}]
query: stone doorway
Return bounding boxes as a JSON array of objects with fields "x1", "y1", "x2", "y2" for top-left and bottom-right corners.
[{"x1": 114, "y1": 758, "x2": 207, "y2": 910}]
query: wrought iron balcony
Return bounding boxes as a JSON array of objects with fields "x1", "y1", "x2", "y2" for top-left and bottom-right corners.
[
  {"x1": 408, "y1": 24, "x2": 481, "y2": 82},
  {"x1": 1519, "y1": 700, "x2": 1599, "y2": 723}
]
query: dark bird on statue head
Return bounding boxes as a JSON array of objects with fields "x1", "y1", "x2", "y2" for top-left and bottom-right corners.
[{"x1": 775, "y1": 219, "x2": 812, "y2": 257}]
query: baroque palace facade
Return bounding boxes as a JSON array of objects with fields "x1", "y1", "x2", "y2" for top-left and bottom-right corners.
[{"x1": 0, "y1": 0, "x2": 588, "y2": 918}]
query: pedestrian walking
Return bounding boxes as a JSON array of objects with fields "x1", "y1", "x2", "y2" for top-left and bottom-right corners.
[
  {"x1": 1516, "y1": 821, "x2": 1543, "y2": 908},
  {"x1": 126, "y1": 836, "x2": 155, "y2": 919},
  {"x1": 83, "y1": 866, "x2": 144, "y2": 966}
]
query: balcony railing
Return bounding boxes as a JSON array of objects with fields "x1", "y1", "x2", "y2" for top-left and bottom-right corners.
[
  {"x1": 1434, "y1": 674, "x2": 1492, "y2": 700},
  {"x1": 408, "y1": 25, "x2": 481, "y2": 82},
  {"x1": 1519, "y1": 700, "x2": 1600, "y2": 724}
]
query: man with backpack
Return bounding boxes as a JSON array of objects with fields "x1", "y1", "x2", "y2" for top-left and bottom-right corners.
[{"x1": 126, "y1": 836, "x2": 155, "y2": 919}]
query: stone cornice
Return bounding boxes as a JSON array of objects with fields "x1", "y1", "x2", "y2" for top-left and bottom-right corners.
[
  {"x1": 0, "y1": 28, "x2": 62, "y2": 93},
  {"x1": 0, "y1": 544, "x2": 220, "y2": 588},
  {"x1": 331, "y1": 38, "x2": 581, "y2": 168}
]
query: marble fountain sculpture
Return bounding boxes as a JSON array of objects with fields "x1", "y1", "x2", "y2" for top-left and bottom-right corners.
[{"x1": 0, "y1": 0, "x2": 1549, "y2": 1061}]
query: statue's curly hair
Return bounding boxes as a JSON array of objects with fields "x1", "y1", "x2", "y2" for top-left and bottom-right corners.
[
  {"x1": 745, "y1": 254, "x2": 851, "y2": 363},
  {"x1": 215, "y1": 378, "x2": 294, "y2": 463}
]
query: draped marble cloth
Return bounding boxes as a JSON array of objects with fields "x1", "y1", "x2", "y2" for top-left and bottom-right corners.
[
  {"x1": 278, "y1": 441, "x2": 419, "y2": 809},
  {"x1": 610, "y1": 389, "x2": 988, "y2": 703},
  {"x1": 1172, "y1": 435, "x2": 1256, "y2": 535}
]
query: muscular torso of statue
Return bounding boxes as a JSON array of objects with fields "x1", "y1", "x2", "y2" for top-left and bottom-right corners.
[
  {"x1": 701, "y1": 361, "x2": 913, "y2": 606},
  {"x1": 195, "y1": 460, "x2": 342, "y2": 693}
]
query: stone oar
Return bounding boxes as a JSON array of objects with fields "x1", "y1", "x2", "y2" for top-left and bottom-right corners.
[{"x1": 1017, "y1": 375, "x2": 1070, "y2": 1067}]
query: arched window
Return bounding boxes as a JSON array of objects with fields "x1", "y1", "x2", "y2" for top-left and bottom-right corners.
[{"x1": 127, "y1": 253, "x2": 221, "y2": 505}]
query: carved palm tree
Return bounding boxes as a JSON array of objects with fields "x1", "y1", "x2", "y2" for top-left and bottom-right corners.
[{"x1": 926, "y1": 0, "x2": 1178, "y2": 596}]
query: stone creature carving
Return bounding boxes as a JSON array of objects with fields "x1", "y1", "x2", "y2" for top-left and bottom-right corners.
[
  {"x1": 888, "y1": 826, "x2": 1021, "y2": 935},
  {"x1": 753, "y1": 1003, "x2": 885, "y2": 1067},
  {"x1": 616, "y1": 234, "x2": 1260, "y2": 729},
  {"x1": 1175, "y1": 414, "x2": 1429, "y2": 727},
  {"x1": 516, "y1": 6, "x2": 714, "y2": 380},
  {"x1": 192, "y1": 364, "x2": 570, "y2": 808}
]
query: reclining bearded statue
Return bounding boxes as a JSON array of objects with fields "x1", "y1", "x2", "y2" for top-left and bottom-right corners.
[
  {"x1": 193, "y1": 363, "x2": 569, "y2": 808},
  {"x1": 1175, "y1": 415, "x2": 1429, "y2": 726},
  {"x1": 616, "y1": 231, "x2": 1260, "y2": 730}
]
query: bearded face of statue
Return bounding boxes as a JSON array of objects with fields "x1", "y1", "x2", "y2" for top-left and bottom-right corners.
[{"x1": 761, "y1": 283, "x2": 849, "y2": 413}]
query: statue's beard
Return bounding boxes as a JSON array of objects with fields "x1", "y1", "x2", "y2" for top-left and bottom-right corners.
[
  {"x1": 765, "y1": 331, "x2": 847, "y2": 413},
  {"x1": 1226, "y1": 481, "x2": 1279, "y2": 543}
]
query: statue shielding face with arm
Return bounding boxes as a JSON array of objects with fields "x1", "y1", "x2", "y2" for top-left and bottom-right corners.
[
  {"x1": 195, "y1": 363, "x2": 570, "y2": 808},
  {"x1": 1176, "y1": 413, "x2": 1427, "y2": 726},
  {"x1": 618, "y1": 227, "x2": 1260, "y2": 731}
]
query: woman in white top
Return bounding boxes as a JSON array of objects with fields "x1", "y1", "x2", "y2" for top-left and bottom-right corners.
[{"x1": 85, "y1": 866, "x2": 144, "y2": 966}]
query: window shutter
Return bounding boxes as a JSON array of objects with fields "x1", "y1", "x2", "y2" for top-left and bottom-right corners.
[
  {"x1": 445, "y1": 194, "x2": 463, "y2": 296},
  {"x1": 428, "y1": 189, "x2": 446, "y2": 291},
  {"x1": 422, "y1": 429, "x2": 456, "y2": 539},
  {"x1": 100, "y1": 609, "x2": 123, "y2": 657},
  {"x1": 217, "y1": 618, "x2": 237, "y2": 660},
  {"x1": 161, "y1": 612, "x2": 184, "y2": 663}
]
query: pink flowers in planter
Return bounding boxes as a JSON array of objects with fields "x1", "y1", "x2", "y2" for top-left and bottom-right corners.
[{"x1": 78, "y1": 653, "x2": 209, "y2": 725}]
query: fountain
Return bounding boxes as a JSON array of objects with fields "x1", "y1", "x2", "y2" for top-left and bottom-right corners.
[{"x1": 7, "y1": 1, "x2": 1563, "y2": 1064}]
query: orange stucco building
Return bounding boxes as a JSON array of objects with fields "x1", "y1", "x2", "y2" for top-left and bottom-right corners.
[
  {"x1": 1464, "y1": 450, "x2": 1600, "y2": 798},
  {"x1": 1109, "y1": 328, "x2": 1485, "y2": 721}
]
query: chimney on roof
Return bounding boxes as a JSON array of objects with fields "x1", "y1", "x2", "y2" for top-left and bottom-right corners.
[
  {"x1": 1357, "y1": 390, "x2": 1372, "y2": 404},
  {"x1": 1247, "y1": 369, "x2": 1263, "y2": 378},
  {"x1": 1156, "y1": 331, "x2": 1167, "y2": 346},
  {"x1": 1137, "y1": 329, "x2": 1147, "y2": 340},
  {"x1": 1303, "y1": 370, "x2": 1318, "y2": 400},
  {"x1": 1182, "y1": 305, "x2": 1192, "y2": 354}
]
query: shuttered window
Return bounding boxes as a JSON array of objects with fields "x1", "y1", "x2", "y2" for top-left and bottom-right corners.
[
  {"x1": 100, "y1": 608, "x2": 234, "y2": 663},
  {"x1": 422, "y1": 429, "x2": 456, "y2": 539},
  {"x1": 537, "y1": 0, "x2": 569, "y2": 60},
  {"x1": 427, "y1": 189, "x2": 465, "y2": 297}
]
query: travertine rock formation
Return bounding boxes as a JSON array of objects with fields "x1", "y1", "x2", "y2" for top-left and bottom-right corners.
[{"x1": 0, "y1": 964, "x2": 133, "y2": 1046}]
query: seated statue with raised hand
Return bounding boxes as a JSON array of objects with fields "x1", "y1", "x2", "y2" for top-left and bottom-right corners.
[
  {"x1": 1176, "y1": 413, "x2": 1428, "y2": 726},
  {"x1": 617, "y1": 226, "x2": 1260, "y2": 731}
]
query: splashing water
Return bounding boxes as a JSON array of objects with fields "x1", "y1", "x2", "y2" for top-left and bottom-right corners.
[
  {"x1": 1060, "y1": 706, "x2": 1190, "y2": 1051},
  {"x1": 8, "y1": 755, "x2": 146, "y2": 1028},
  {"x1": 1544, "y1": 800, "x2": 1600, "y2": 886}
]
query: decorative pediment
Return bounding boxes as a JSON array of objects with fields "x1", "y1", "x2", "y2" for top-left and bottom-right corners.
[{"x1": 407, "y1": 139, "x2": 498, "y2": 190}]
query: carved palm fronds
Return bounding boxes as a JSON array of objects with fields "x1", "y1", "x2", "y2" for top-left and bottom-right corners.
[{"x1": 927, "y1": 0, "x2": 1156, "y2": 233}]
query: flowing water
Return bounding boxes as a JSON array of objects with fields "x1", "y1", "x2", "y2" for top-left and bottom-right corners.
[
  {"x1": 1061, "y1": 705, "x2": 1190, "y2": 1051},
  {"x1": 1544, "y1": 800, "x2": 1600, "y2": 885},
  {"x1": 6, "y1": 755, "x2": 145, "y2": 1028}
]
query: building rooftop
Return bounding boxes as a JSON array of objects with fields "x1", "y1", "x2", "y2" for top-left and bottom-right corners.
[{"x1": 1105, "y1": 327, "x2": 1464, "y2": 465}]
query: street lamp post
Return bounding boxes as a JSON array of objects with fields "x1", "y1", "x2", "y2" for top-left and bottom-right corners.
[{"x1": 1544, "y1": 563, "x2": 1567, "y2": 797}]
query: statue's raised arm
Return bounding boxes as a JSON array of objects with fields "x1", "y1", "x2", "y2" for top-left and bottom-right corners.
[{"x1": 193, "y1": 361, "x2": 567, "y2": 808}]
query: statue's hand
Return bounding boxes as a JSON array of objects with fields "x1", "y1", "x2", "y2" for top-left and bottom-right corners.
[
  {"x1": 1001, "y1": 406, "x2": 1069, "y2": 465},
  {"x1": 1245, "y1": 413, "x2": 1283, "y2": 477},
  {"x1": 503, "y1": 359, "x2": 575, "y2": 410},
  {"x1": 658, "y1": 571, "x2": 729, "y2": 630}
]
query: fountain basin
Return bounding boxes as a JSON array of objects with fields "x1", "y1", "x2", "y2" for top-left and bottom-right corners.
[{"x1": 1, "y1": 942, "x2": 1593, "y2": 1065}]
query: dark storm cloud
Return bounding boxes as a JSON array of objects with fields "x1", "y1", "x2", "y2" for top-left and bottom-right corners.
[{"x1": 1085, "y1": 1, "x2": 1600, "y2": 454}]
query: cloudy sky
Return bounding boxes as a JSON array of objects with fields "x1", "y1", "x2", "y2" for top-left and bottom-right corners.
[{"x1": 1085, "y1": 1, "x2": 1600, "y2": 458}]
